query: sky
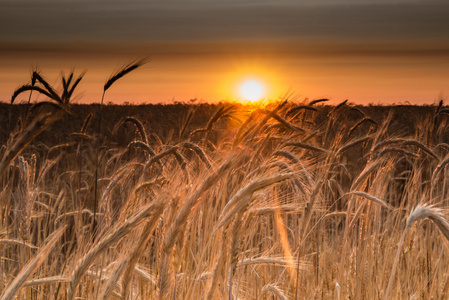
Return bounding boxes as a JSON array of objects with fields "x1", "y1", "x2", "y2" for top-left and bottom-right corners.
[{"x1": 1, "y1": 0, "x2": 449, "y2": 105}]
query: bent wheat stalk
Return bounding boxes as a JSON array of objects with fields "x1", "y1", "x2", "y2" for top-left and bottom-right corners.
[
  {"x1": 384, "y1": 204, "x2": 449, "y2": 300},
  {"x1": 0, "y1": 239, "x2": 38, "y2": 249},
  {"x1": 0, "y1": 111, "x2": 62, "y2": 178},
  {"x1": 121, "y1": 206, "x2": 164, "y2": 299},
  {"x1": 217, "y1": 173, "x2": 295, "y2": 229},
  {"x1": 349, "y1": 191, "x2": 393, "y2": 210},
  {"x1": 262, "y1": 284, "x2": 288, "y2": 300},
  {"x1": 0, "y1": 226, "x2": 66, "y2": 300},
  {"x1": 99, "y1": 258, "x2": 129, "y2": 300},
  {"x1": 23, "y1": 276, "x2": 67, "y2": 287},
  {"x1": 159, "y1": 159, "x2": 233, "y2": 298},
  {"x1": 67, "y1": 200, "x2": 165, "y2": 300}
]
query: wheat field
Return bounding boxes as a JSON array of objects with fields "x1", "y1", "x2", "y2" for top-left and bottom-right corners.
[{"x1": 1, "y1": 67, "x2": 449, "y2": 299}]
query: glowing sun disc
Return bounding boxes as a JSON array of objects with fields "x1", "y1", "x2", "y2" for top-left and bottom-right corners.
[{"x1": 240, "y1": 80, "x2": 264, "y2": 101}]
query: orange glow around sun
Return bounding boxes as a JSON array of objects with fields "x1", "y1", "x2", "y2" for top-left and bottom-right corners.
[{"x1": 217, "y1": 61, "x2": 287, "y2": 104}]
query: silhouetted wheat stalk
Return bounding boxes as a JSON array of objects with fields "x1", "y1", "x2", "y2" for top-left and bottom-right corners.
[{"x1": 93, "y1": 59, "x2": 147, "y2": 235}]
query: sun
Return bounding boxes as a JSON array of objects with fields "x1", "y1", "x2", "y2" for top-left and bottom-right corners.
[{"x1": 240, "y1": 79, "x2": 264, "y2": 102}]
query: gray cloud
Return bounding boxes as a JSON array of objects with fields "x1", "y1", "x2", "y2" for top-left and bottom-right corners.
[{"x1": 1, "y1": 1, "x2": 448, "y2": 43}]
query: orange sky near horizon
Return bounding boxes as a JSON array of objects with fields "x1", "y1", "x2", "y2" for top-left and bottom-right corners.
[{"x1": 2, "y1": 40, "x2": 448, "y2": 105}]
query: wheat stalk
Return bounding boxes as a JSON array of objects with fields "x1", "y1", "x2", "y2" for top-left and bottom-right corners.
[
  {"x1": 349, "y1": 191, "x2": 393, "y2": 210},
  {"x1": 0, "y1": 239, "x2": 38, "y2": 249},
  {"x1": 23, "y1": 276, "x2": 67, "y2": 287},
  {"x1": 262, "y1": 284, "x2": 288, "y2": 300},
  {"x1": 121, "y1": 205, "x2": 164, "y2": 299},
  {"x1": 335, "y1": 136, "x2": 371, "y2": 157},
  {"x1": 67, "y1": 200, "x2": 164, "y2": 300},
  {"x1": 237, "y1": 257, "x2": 301, "y2": 267}
]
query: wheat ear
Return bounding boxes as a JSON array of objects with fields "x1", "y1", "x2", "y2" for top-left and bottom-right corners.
[
  {"x1": 0, "y1": 226, "x2": 66, "y2": 300},
  {"x1": 309, "y1": 98, "x2": 329, "y2": 105},
  {"x1": 217, "y1": 173, "x2": 295, "y2": 229},
  {"x1": 0, "y1": 239, "x2": 38, "y2": 249},
  {"x1": 385, "y1": 204, "x2": 449, "y2": 300},
  {"x1": 159, "y1": 159, "x2": 233, "y2": 298},
  {"x1": 67, "y1": 201, "x2": 164, "y2": 300},
  {"x1": 98, "y1": 258, "x2": 129, "y2": 300},
  {"x1": 262, "y1": 284, "x2": 288, "y2": 300},
  {"x1": 182, "y1": 142, "x2": 212, "y2": 169},
  {"x1": 104, "y1": 59, "x2": 147, "y2": 92},
  {"x1": 123, "y1": 116, "x2": 148, "y2": 144},
  {"x1": 121, "y1": 205, "x2": 164, "y2": 299}
]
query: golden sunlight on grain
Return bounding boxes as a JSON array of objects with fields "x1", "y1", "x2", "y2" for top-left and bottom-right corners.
[{"x1": 3, "y1": 57, "x2": 449, "y2": 300}]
